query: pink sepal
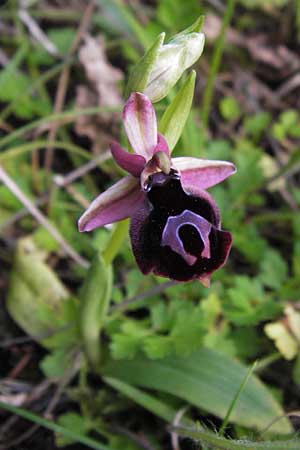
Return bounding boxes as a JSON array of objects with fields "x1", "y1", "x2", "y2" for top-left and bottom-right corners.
[
  {"x1": 78, "y1": 176, "x2": 144, "y2": 232},
  {"x1": 172, "y1": 157, "x2": 236, "y2": 190},
  {"x1": 123, "y1": 92, "x2": 157, "y2": 159},
  {"x1": 110, "y1": 141, "x2": 146, "y2": 177}
]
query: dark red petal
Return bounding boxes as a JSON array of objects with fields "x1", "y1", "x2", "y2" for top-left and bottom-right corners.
[
  {"x1": 110, "y1": 141, "x2": 146, "y2": 177},
  {"x1": 129, "y1": 172, "x2": 232, "y2": 283}
]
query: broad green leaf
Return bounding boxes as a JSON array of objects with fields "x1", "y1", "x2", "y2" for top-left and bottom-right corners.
[
  {"x1": 103, "y1": 347, "x2": 292, "y2": 433},
  {"x1": 159, "y1": 70, "x2": 196, "y2": 151},
  {"x1": 6, "y1": 237, "x2": 76, "y2": 349}
]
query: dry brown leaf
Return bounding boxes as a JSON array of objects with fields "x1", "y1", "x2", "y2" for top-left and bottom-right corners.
[
  {"x1": 203, "y1": 13, "x2": 300, "y2": 79},
  {"x1": 78, "y1": 35, "x2": 123, "y2": 107},
  {"x1": 75, "y1": 35, "x2": 124, "y2": 153}
]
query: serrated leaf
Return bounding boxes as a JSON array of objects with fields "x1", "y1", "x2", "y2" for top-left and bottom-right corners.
[
  {"x1": 259, "y1": 249, "x2": 288, "y2": 290},
  {"x1": 56, "y1": 413, "x2": 87, "y2": 447},
  {"x1": 40, "y1": 348, "x2": 75, "y2": 378}
]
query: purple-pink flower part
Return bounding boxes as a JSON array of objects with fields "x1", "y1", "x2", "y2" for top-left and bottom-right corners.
[{"x1": 78, "y1": 92, "x2": 236, "y2": 286}]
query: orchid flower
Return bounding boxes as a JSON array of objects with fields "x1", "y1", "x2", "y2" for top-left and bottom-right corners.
[{"x1": 78, "y1": 93, "x2": 236, "y2": 286}]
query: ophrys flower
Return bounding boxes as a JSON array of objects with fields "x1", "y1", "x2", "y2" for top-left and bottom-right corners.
[{"x1": 78, "y1": 93, "x2": 236, "y2": 286}]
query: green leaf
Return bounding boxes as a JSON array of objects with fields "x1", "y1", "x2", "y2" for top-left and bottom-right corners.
[
  {"x1": 173, "y1": 15, "x2": 205, "y2": 37},
  {"x1": 243, "y1": 112, "x2": 271, "y2": 140},
  {"x1": 0, "y1": 401, "x2": 112, "y2": 450},
  {"x1": 280, "y1": 109, "x2": 298, "y2": 129},
  {"x1": 125, "y1": 33, "x2": 165, "y2": 97},
  {"x1": 220, "y1": 96, "x2": 241, "y2": 121},
  {"x1": 6, "y1": 237, "x2": 73, "y2": 349},
  {"x1": 80, "y1": 252, "x2": 113, "y2": 367},
  {"x1": 143, "y1": 336, "x2": 173, "y2": 359},
  {"x1": 56, "y1": 413, "x2": 87, "y2": 447},
  {"x1": 103, "y1": 347, "x2": 292, "y2": 433},
  {"x1": 103, "y1": 377, "x2": 182, "y2": 423},
  {"x1": 259, "y1": 249, "x2": 288, "y2": 290},
  {"x1": 40, "y1": 348, "x2": 76, "y2": 378},
  {"x1": 223, "y1": 276, "x2": 280, "y2": 326},
  {"x1": 159, "y1": 70, "x2": 196, "y2": 151}
]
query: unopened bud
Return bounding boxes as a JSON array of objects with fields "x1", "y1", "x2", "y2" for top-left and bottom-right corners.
[{"x1": 126, "y1": 17, "x2": 205, "y2": 102}]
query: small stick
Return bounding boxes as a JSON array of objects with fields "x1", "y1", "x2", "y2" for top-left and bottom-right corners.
[
  {"x1": 0, "y1": 166, "x2": 89, "y2": 268},
  {"x1": 44, "y1": 0, "x2": 96, "y2": 173},
  {"x1": 18, "y1": 4, "x2": 59, "y2": 56},
  {"x1": 53, "y1": 149, "x2": 111, "y2": 187}
]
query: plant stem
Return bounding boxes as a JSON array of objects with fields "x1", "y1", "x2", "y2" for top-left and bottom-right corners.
[
  {"x1": 219, "y1": 361, "x2": 257, "y2": 435},
  {"x1": 0, "y1": 106, "x2": 120, "y2": 150},
  {"x1": 102, "y1": 220, "x2": 129, "y2": 265},
  {"x1": 201, "y1": 0, "x2": 236, "y2": 131},
  {"x1": 0, "y1": 401, "x2": 113, "y2": 450},
  {"x1": 174, "y1": 426, "x2": 300, "y2": 450}
]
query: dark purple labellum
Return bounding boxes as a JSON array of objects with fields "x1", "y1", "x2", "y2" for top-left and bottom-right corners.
[{"x1": 130, "y1": 171, "x2": 232, "y2": 284}]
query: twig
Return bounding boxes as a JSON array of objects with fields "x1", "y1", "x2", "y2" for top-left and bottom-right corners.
[
  {"x1": 0, "y1": 354, "x2": 81, "y2": 449},
  {"x1": 7, "y1": 353, "x2": 32, "y2": 379},
  {"x1": 0, "y1": 195, "x2": 48, "y2": 231},
  {"x1": 0, "y1": 166, "x2": 89, "y2": 268},
  {"x1": 0, "y1": 379, "x2": 51, "y2": 438},
  {"x1": 111, "y1": 425, "x2": 156, "y2": 450},
  {"x1": 201, "y1": 0, "x2": 237, "y2": 130},
  {"x1": 0, "y1": 323, "x2": 73, "y2": 349},
  {"x1": 110, "y1": 280, "x2": 177, "y2": 314},
  {"x1": 53, "y1": 150, "x2": 111, "y2": 187},
  {"x1": 44, "y1": 0, "x2": 96, "y2": 173},
  {"x1": 18, "y1": 3, "x2": 59, "y2": 56},
  {"x1": 171, "y1": 407, "x2": 189, "y2": 450}
]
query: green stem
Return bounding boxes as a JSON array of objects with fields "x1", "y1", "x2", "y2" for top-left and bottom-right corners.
[
  {"x1": 174, "y1": 426, "x2": 300, "y2": 450},
  {"x1": 220, "y1": 361, "x2": 257, "y2": 435},
  {"x1": 102, "y1": 219, "x2": 129, "y2": 265},
  {"x1": 0, "y1": 140, "x2": 93, "y2": 162},
  {"x1": 0, "y1": 401, "x2": 114, "y2": 450},
  {"x1": 201, "y1": 0, "x2": 236, "y2": 131},
  {"x1": 0, "y1": 106, "x2": 120, "y2": 150}
]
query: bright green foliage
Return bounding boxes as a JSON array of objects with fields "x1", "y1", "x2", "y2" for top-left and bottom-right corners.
[
  {"x1": 243, "y1": 112, "x2": 272, "y2": 140},
  {"x1": 56, "y1": 413, "x2": 87, "y2": 447},
  {"x1": 219, "y1": 96, "x2": 241, "y2": 121},
  {"x1": 103, "y1": 347, "x2": 292, "y2": 433},
  {"x1": 259, "y1": 249, "x2": 288, "y2": 290},
  {"x1": 272, "y1": 109, "x2": 300, "y2": 141},
  {"x1": 1, "y1": 1, "x2": 300, "y2": 449},
  {"x1": 223, "y1": 276, "x2": 281, "y2": 326},
  {"x1": 159, "y1": 71, "x2": 196, "y2": 150}
]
